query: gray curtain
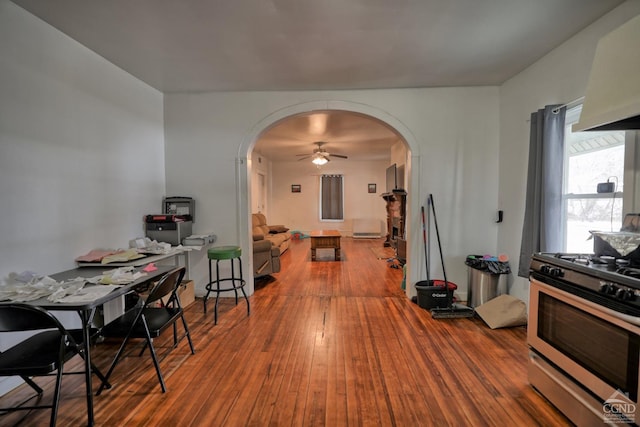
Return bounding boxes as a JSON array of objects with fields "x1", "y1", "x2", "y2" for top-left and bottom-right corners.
[
  {"x1": 321, "y1": 175, "x2": 343, "y2": 220},
  {"x1": 517, "y1": 105, "x2": 566, "y2": 277}
]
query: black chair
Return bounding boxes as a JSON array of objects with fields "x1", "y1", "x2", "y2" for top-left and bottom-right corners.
[
  {"x1": 0, "y1": 303, "x2": 104, "y2": 427},
  {"x1": 96, "y1": 266, "x2": 195, "y2": 395}
]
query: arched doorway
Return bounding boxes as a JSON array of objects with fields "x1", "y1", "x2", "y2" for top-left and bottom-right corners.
[{"x1": 238, "y1": 100, "x2": 421, "y2": 298}]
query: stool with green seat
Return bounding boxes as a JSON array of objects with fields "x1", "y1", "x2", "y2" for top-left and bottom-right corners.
[{"x1": 204, "y1": 245, "x2": 250, "y2": 324}]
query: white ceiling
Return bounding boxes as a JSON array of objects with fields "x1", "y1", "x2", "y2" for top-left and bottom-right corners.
[
  {"x1": 11, "y1": 0, "x2": 625, "y2": 161},
  {"x1": 256, "y1": 110, "x2": 402, "y2": 161}
]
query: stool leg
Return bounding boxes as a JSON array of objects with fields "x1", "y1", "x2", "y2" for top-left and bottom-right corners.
[
  {"x1": 231, "y1": 257, "x2": 240, "y2": 305},
  {"x1": 214, "y1": 259, "x2": 221, "y2": 325},
  {"x1": 238, "y1": 257, "x2": 250, "y2": 316},
  {"x1": 203, "y1": 258, "x2": 212, "y2": 313}
]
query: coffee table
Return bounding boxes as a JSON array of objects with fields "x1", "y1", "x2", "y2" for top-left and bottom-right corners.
[{"x1": 309, "y1": 230, "x2": 342, "y2": 261}]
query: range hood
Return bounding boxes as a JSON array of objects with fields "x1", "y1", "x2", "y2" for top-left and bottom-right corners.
[{"x1": 573, "y1": 14, "x2": 640, "y2": 132}]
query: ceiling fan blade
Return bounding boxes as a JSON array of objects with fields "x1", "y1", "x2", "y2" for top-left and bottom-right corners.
[
  {"x1": 329, "y1": 154, "x2": 348, "y2": 159},
  {"x1": 297, "y1": 155, "x2": 311, "y2": 161}
]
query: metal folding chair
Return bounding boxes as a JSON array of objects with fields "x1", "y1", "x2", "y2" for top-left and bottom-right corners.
[
  {"x1": 0, "y1": 303, "x2": 106, "y2": 426},
  {"x1": 96, "y1": 266, "x2": 195, "y2": 395}
]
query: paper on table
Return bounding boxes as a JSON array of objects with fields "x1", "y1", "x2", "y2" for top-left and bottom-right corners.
[
  {"x1": 101, "y1": 249, "x2": 146, "y2": 264},
  {"x1": 75, "y1": 249, "x2": 119, "y2": 263},
  {"x1": 56, "y1": 284, "x2": 121, "y2": 303},
  {"x1": 99, "y1": 266, "x2": 146, "y2": 284},
  {"x1": 0, "y1": 267, "x2": 143, "y2": 303},
  {"x1": 0, "y1": 274, "x2": 67, "y2": 302},
  {"x1": 143, "y1": 263, "x2": 157, "y2": 272},
  {"x1": 47, "y1": 278, "x2": 86, "y2": 302}
]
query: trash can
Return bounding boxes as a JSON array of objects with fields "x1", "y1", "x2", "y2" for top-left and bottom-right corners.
[{"x1": 465, "y1": 255, "x2": 510, "y2": 308}]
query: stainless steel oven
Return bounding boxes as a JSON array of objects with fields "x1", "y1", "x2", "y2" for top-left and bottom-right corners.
[{"x1": 529, "y1": 254, "x2": 640, "y2": 426}]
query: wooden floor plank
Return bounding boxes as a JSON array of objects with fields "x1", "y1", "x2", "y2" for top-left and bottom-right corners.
[{"x1": 0, "y1": 237, "x2": 570, "y2": 426}]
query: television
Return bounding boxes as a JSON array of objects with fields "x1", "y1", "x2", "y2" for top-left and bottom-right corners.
[
  {"x1": 386, "y1": 163, "x2": 397, "y2": 193},
  {"x1": 386, "y1": 163, "x2": 405, "y2": 192}
]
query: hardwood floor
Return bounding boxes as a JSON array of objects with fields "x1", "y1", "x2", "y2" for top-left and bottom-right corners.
[{"x1": 1, "y1": 237, "x2": 569, "y2": 426}]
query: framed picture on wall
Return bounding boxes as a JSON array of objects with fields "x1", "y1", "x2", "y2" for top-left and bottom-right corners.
[
  {"x1": 291, "y1": 184, "x2": 301, "y2": 193},
  {"x1": 368, "y1": 183, "x2": 376, "y2": 193}
]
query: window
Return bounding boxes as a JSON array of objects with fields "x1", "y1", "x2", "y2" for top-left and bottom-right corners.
[
  {"x1": 320, "y1": 174, "x2": 344, "y2": 221},
  {"x1": 562, "y1": 106, "x2": 625, "y2": 252}
]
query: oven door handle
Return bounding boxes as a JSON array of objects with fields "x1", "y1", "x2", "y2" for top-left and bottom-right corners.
[{"x1": 536, "y1": 279, "x2": 640, "y2": 327}]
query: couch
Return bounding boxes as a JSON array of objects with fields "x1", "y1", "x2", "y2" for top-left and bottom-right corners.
[{"x1": 252, "y1": 213, "x2": 291, "y2": 277}]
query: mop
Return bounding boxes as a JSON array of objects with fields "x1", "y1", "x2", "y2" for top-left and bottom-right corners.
[
  {"x1": 427, "y1": 194, "x2": 475, "y2": 319},
  {"x1": 422, "y1": 205, "x2": 430, "y2": 284}
]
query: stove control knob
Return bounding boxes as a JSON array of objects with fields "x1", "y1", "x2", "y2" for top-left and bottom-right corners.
[
  {"x1": 549, "y1": 267, "x2": 563, "y2": 277},
  {"x1": 539, "y1": 264, "x2": 563, "y2": 277},
  {"x1": 600, "y1": 283, "x2": 617, "y2": 295},
  {"x1": 616, "y1": 288, "x2": 636, "y2": 301}
]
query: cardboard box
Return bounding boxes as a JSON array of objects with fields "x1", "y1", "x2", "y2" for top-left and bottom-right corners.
[
  {"x1": 162, "y1": 280, "x2": 195, "y2": 307},
  {"x1": 174, "y1": 280, "x2": 195, "y2": 308},
  {"x1": 143, "y1": 280, "x2": 195, "y2": 308}
]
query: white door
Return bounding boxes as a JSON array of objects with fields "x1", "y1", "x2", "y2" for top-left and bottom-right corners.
[{"x1": 255, "y1": 172, "x2": 266, "y2": 213}]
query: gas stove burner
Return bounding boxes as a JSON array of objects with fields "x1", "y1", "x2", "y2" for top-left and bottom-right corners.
[
  {"x1": 549, "y1": 253, "x2": 598, "y2": 267},
  {"x1": 616, "y1": 258, "x2": 631, "y2": 267},
  {"x1": 616, "y1": 267, "x2": 640, "y2": 279},
  {"x1": 592, "y1": 255, "x2": 619, "y2": 270},
  {"x1": 565, "y1": 253, "x2": 640, "y2": 269},
  {"x1": 554, "y1": 253, "x2": 593, "y2": 264},
  {"x1": 574, "y1": 257, "x2": 591, "y2": 266},
  {"x1": 555, "y1": 253, "x2": 579, "y2": 260},
  {"x1": 592, "y1": 256, "x2": 640, "y2": 269}
]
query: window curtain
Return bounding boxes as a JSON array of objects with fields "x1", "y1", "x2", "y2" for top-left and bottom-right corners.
[
  {"x1": 517, "y1": 105, "x2": 566, "y2": 277},
  {"x1": 321, "y1": 175, "x2": 343, "y2": 220}
]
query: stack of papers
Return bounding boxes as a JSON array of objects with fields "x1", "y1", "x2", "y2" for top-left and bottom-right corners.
[
  {"x1": 0, "y1": 267, "x2": 147, "y2": 303},
  {"x1": 100, "y1": 249, "x2": 145, "y2": 264},
  {"x1": 98, "y1": 266, "x2": 146, "y2": 284},
  {"x1": 0, "y1": 272, "x2": 90, "y2": 302},
  {"x1": 75, "y1": 249, "x2": 120, "y2": 263},
  {"x1": 75, "y1": 248, "x2": 146, "y2": 264}
]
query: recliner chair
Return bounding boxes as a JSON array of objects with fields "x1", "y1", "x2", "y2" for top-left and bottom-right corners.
[{"x1": 253, "y1": 237, "x2": 281, "y2": 277}]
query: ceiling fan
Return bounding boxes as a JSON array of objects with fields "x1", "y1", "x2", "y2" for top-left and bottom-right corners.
[{"x1": 296, "y1": 141, "x2": 348, "y2": 165}]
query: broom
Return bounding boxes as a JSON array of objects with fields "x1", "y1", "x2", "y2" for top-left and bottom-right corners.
[{"x1": 428, "y1": 194, "x2": 475, "y2": 319}]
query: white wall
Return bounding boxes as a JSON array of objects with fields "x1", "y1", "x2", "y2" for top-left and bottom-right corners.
[
  {"x1": 164, "y1": 88, "x2": 501, "y2": 298},
  {"x1": 267, "y1": 158, "x2": 390, "y2": 235},
  {"x1": 0, "y1": 0, "x2": 165, "y2": 396},
  {"x1": 498, "y1": 1, "x2": 640, "y2": 303},
  {"x1": 0, "y1": 2, "x2": 165, "y2": 278}
]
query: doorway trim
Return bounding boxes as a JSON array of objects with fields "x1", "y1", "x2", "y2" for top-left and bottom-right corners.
[{"x1": 237, "y1": 100, "x2": 421, "y2": 296}]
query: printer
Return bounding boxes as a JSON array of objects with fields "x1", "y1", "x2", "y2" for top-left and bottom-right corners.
[{"x1": 144, "y1": 214, "x2": 192, "y2": 246}]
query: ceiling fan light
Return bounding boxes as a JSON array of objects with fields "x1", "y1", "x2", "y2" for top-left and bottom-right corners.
[{"x1": 312, "y1": 154, "x2": 328, "y2": 165}]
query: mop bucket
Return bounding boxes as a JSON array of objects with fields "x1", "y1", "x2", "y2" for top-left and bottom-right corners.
[{"x1": 415, "y1": 280, "x2": 457, "y2": 309}]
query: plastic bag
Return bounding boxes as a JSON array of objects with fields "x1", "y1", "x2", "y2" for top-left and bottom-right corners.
[{"x1": 465, "y1": 255, "x2": 511, "y2": 274}]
